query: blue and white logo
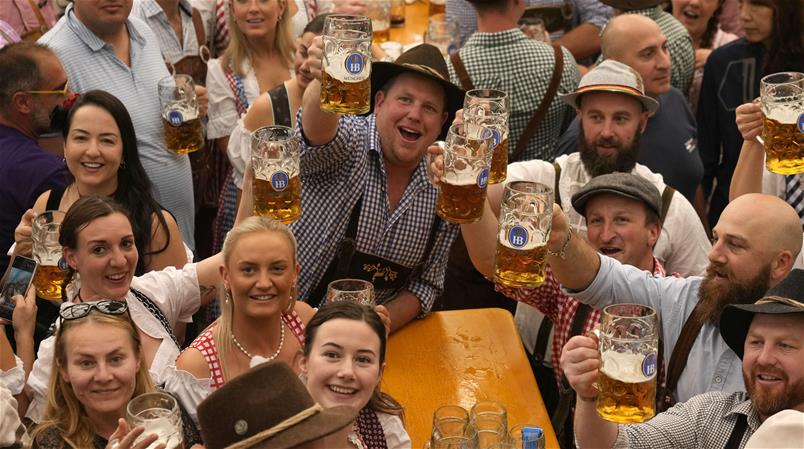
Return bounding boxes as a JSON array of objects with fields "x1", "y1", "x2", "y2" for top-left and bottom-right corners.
[
  {"x1": 477, "y1": 168, "x2": 489, "y2": 189},
  {"x1": 798, "y1": 113, "x2": 803, "y2": 133},
  {"x1": 167, "y1": 110, "x2": 184, "y2": 127},
  {"x1": 491, "y1": 129, "x2": 501, "y2": 148},
  {"x1": 271, "y1": 171, "x2": 290, "y2": 191},
  {"x1": 345, "y1": 53, "x2": 365, "y2": 75},
  {"x1": 58, "y1": 257, "x2": 68, "y2": 271},
  {"x1": 508, "y1": 226, "x2": 529, "y2": 248},
  {"x1": 642, "y1": 353, "x2": 657, "y2": 378}
]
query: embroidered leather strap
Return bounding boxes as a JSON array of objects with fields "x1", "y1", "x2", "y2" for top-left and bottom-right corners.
[
  {"x1": 659, "y1": 299, "x2": 705, "y2": 411},
  {"x1": 129, "y1": 287, "x2": 180, "y2": 348},
  {"x1": 449, "y1": 51, "x2": 474, "y2": 91},
  {"x1": 512, "y1": 44, "x2": 563, "y2": 162}
]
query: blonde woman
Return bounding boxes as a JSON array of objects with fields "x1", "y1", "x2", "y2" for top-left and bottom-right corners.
[
  {"x1": 166, "y1": 216, "x2": 316, "y2": 423},
  {"x1": 30, "y1": 301, "x2": 201, "y2": 449}
]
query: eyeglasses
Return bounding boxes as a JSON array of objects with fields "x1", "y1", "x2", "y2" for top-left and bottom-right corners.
[
  {"x1": 60, "y1": 300, "x2": 129, "y2": 321},
  {"x1": 27, "y1": 80, "x2": 71, "y2": 96}
]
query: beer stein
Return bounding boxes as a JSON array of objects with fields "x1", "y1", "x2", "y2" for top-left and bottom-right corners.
[
  {"x1": 429, "y1": 405, "x2": 477, "y2": 449},
  {"x1": 759, "y1": 72, "x2": 804, "y2": 174},
  {"x1": 368, "y1": 0, "x2": 391, "y2": 43},
  {"x1": 321, "y1": 15, "x2": 373, "y2": 114},
  {"x1": 596, "y1": 304, "x2": 658, "y2": 424},
  {"x1": 326, "y1": 279, "x2": 375, "y2": 305},
  {"x1": 126, "y1": 392, "x2": 183, "y2": 449},
  {"x1": 470, "y1": 402, "x2": 508, "y2": 449},
  {"x1": 251, "y1": 125, "x2": 302, "y2": 224},
  {"x1": 469, "y1": 401, "x2": 508, "y2": 433},
  {"x1": 428, "y1": 0, "x2": 446, "y2": 16},
  {"x1": 464, "y1": 89, "x2": 511, "y2": 184},
  {"x1": 519, "y1": 17, "x2": 547, "y2": 41},
  {"x1": 505, "y1": 425, "x2": 544, "y2": 449},
  {"x1": 425, "y1": 14, "x2": 460, "y2": 57},
  {"x1": 436, "y1": 123, "x2": 494, "y2": 224},
  {"x1": 390, "y1": 0, "x2": 405, "y2": 27},
  {"x1": 31, "y1": 210, "x2": 67, "y2": 302},
  {"x1": 157, "y1": 74, "x2": 204, "y2": 155},
  {"x1": 494, "y1": 182, "x2": 553, "y2": 288}
]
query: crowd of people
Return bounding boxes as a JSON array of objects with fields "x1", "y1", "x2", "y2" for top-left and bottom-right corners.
[{"x1": 0, "y1": 0, "x2": 802, "y2": 447}]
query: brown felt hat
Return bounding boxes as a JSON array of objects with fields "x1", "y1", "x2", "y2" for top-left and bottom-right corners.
[
  {"x1": 197, "y1": 361, "x2": 358, "y2": 449},
  {"x1": 370, "y1": 43, "x2": 465, "y2": 139},
  {"x1": 720, "y1": 269, "x2": 804, "y2": 359}
]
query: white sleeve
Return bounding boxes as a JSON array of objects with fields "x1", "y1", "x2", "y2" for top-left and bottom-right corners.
[
  {"x1": 25, "y1": 334, "x2": 57, "y2": 423},
  {"x1": 162, "y1": 365, "x2": 213, "y2": 426},
  {"x1": 132, "y1": 263, "x2": 201, "y2": 326},
  {"x1": 0, "y1": 356, "x2": 24, "y2": 396},
  {"x1": 761, "y1": 169, "x2": 786, "y2": 198},
  {"x1": 227, "y1": 119, "x2": 252, "y2": 190},
  {"x1": 206, "y1": 59, "x2": 240, "y2": 140},
  {"x1": 654, "y1": 192, "x2": 711, "y2": 277},
  {"x1": 377, "y1": 413, "x2": 412, "y2": 449}
]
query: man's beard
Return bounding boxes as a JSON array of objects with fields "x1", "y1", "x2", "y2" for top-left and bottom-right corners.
[
  {"x1": 695, "y1": 263, "x2": 772, "y2": 325},
  {"x1": 578, "y1": 123, "x2": 641, "y2": 177},
  {"x1": 744, "y1": 363, "x2": 804, "y2": 420}
]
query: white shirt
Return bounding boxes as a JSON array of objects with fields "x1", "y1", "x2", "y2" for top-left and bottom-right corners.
[
  {"x1": 205, "y1": 58, "x2": 262, "y2": 140},
  {"x1": 376, "y1": 412, "x2": 412, "y2": 449},
  {"x1": 507, "y1": 152, "x2": 712, "y2": 277},
  {"x1": 25, "y1": 263, "x2": 201, "y2": 423},
  {"x1": 761, "y1": 169, "x2": 804, "y2": 269}
]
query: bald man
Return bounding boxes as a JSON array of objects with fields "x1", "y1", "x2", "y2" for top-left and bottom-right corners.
[
  {"x1": 557, "y1": 14, "x2": 703, "y2": 211},
  {"x1": 543, "y1": 193, "x2": 801, "y2": 405}
]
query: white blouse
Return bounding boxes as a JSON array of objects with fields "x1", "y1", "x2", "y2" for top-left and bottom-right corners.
[
  {"x1": 377, "y1": 412, "x2": 412, "y2": 449},
  {"x1": 205, "y1": 58, "x2": 261, "y2": 140},
  {"x1": 24, "y1": 263, "x2": 201, "y2": 423}
]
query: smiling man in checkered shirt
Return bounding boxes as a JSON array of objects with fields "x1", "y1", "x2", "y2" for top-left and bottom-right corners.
[{"x1": 562, "y1": 270, "x2": 804, "y2": 449}]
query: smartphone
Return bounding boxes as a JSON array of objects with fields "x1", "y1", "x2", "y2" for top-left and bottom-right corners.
[{"x1": 0, "y1": 256, "x2": 38, "y2": 321}]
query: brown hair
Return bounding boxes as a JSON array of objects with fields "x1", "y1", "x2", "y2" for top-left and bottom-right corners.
[
  {"x1": 31, "y1": 310, "x2": 155, "y2": 448},
  {"x1": 303, "y1": 301, "x2": 405, "y2": 420}
]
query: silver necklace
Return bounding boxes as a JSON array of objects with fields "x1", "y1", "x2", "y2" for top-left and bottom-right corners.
[{"x1": 231, "y1": 320, "x2": 285, "y2": 361}]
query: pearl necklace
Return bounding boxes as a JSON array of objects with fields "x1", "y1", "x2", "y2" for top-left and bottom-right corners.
[{"x1": 231, "y1": 320, "x2": 285, "y2": 362}]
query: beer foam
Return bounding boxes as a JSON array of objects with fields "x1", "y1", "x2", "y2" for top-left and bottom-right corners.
[
  {"x1": 162, "y1": 105, "x2": 199, "y2": 122},
  {"x1": 600, "y1": 351, "x2": 656, "y2": 382},
  {"x1": 443, "y1": 170, "x2": 480, "y2": 186},
  {"x1": 766, "y1": 108, "x2": 803, "y2": 124}
]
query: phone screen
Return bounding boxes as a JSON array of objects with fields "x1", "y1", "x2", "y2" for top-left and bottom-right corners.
[{"x1": 1, "y1": 256, "x2": 38, "y2": 321}]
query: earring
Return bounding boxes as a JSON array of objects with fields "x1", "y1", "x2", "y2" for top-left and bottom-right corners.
[{"x1": 225, "y1": 288, "x2": 232, "y2": 304}]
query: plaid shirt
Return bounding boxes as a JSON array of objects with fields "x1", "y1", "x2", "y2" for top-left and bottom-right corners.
[
  {"x1": 293, "y1": 113, "x2": 459, "y2": 312},
  {"x1": 448, "y1": 29, "x2": 580, "y2": 161},
  {"x1": 498, "y1": 258, "x2": 666, "y2": 385},
  {"x1": 614, "y1": 391, "x2": 759, "y2": 448},
  {"x1": 600, "y1": 7, "x2": 694, "y2": 95}
]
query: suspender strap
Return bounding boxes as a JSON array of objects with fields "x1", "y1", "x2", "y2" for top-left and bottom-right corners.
[
  {"x1": 269, "y1": 84, "x2": 293, "y2": 127},
  {"x1": 552, "y1": 303, "x2": 592, "y2": 436},
  {"x1": 512, "y1": 45, "x2": 563, "y2": 162},
  {"x1": 659, "y1": 300, "x2": 705, "y2": 411},
  {"x1": 449, "y1": 51, "x2": 474, "y2": 91},
  {"x1": 190, "y1": 7, "x2": 206, "y2": 48},
  {"x1": 660, "y1": 186, "x2": 675, "y2": 224},
  {"x1": 533, "y1": 318, "x2": 553, "y2": 364},
  {"x1": 45, "y1": 186, "x2": 66, "y2": 211},
  {"x1": 25, "y1": 0, "x2": 47, "y2": 29},
  {"x1": 724, "y1": 414, "x2": 749, "y2": 449}
]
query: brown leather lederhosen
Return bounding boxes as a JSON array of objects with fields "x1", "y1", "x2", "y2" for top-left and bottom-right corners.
[{"x1": 166, "y1": 4, "x2": 210, "y2": 86}]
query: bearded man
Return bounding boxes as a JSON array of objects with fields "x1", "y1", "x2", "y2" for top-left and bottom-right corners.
[{"x1": 543, "y1": 192, "x2": 801, "y2": 405}]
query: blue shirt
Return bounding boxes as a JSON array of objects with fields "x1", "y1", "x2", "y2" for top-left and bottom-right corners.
[
  {"x1": 293, "y1": 113, "x2": 458, "y2": 313},
  {"x1": 0, "y1": 125, "x2": 70, "y2": 273},
  {"x1": 39, "y1": 4, "x2": 196, "y2": 251},
  {"x1": 571, "y1": 254, "x2": 744, "y2": 403}
]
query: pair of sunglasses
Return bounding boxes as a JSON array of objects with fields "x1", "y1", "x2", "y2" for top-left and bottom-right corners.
[{"x1": 60, "y1": 300, "x2": 128, "y2": 321}]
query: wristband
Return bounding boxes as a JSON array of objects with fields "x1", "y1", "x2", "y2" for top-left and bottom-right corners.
[{"x1": 546, "y1": 227, "x2": 572, "y2": 259}]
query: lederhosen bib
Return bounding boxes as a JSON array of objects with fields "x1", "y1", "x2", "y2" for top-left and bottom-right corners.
[
  {"x1": 308, "y1": 197, "x2": 442, "y2": 306},
  {"x1": 166, "y1": 5, "x2": 210, "y2": 86}
]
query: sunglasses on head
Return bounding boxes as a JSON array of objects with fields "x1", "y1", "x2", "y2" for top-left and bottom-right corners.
[
  {"x1": 60, "y1": 300, "x2": 129, "y2": 321},
  {"x1": 26, "y1": 80, "x2": 71, "y2": 96}
]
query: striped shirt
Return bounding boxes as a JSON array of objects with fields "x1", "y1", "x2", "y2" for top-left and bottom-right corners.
[
  {"x1": 292, "y1": 113, "x2": 459, "y2": 312},
  {"x1": 0, "y1": 19, "x2": 20, "y2": 48},
  {"x1": 613, "y1": 391, "x2": 759, "y2": 448},
  {"x1": 131, "y1": 0, "x2": 201, "y2": 64},
  {"x1": 448, "y1": 29, "x2": 580, "y2": 161},
  {"x1": 39, "y1": 4, "x2": 196, "y2": 251}
]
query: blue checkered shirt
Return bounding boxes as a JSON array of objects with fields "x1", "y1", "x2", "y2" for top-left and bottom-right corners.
[
  {"x1": 448, "y1": 29, "x2": 580, "y2": 161},
  {"x1": 292, "y1": 113, "x2": 459, "y2": 312}
]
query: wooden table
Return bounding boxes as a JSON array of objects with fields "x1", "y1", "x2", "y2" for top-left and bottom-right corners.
[
  {"x1": 382, "y1": 308, "x2": 560, "y2": 448},
  {"x1": 389, "y1": 1, "x2": 428, "y2": 45}
]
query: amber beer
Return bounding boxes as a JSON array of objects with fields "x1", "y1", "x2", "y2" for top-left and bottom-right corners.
[
  {"x1": 373, "y1": 27, "x2": 390, "y2": 43},
  {"x1": 762, "y1": 114, "x2": 804, "y2": 174},
  {"x1": 596, "y1": 351, "x2": 657, "y2": 424},
  {"x1": 162, "y1": 113, "x2": 203, "y2": 154},
  {"x1": 251, "y1": 126, "x2": 302, "y2": 224},
  {"x1": 321, "y1": 16, "x2": 372, "y2": 114},
  {"x1": 494, "y1": 240, "x2": 547, "y2": 287},
  {"x1": 429, "y1": 0, "x2": 445, "y2": 16},
  {"x1": 32, "y1": 265, "x2": 66, "y2": 301},
  {"x1": 489, "y1": 135, "x2": 508, "y2": 184},
  {"x1": 437, "y1": 173, "x2": 488, "y2": 223}
]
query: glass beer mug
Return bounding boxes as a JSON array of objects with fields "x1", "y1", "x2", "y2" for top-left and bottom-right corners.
[
  {"x1": 596, "y1": 304, "x2": 658, "y2": 424},
  {"x1": 126, "y1": 392, "x2": 183, "y2": 449},
  {"x1": 321, "y1": 15, "x2": 373, "y2": 114},
  {"x1": 436, "y1": 123, "x2": 493, "y2": 224},
  {"x1": 759, "y1": 72, "x2": 804, "y2": 174},
  {"x1": 425, "y1": 14, "x2": 460, "y2": 57},
  {"x1": 464, "y1": 89, "x2": 510, "y2": 184},
  {"x1": 158, "y1": 74, "x2": 204, "y2": 155},
  {"x1": 32, "y1": 210, "x2": 68, "y2": 302},
  {"x1": 494, "y1": 182, "x2": 553, "y2": 288},
  {"x1": 368, "y1": 0, "x2": 391, "y2": 43},
  {"x1": 326, "y1": 279, "x2": 375, "y2": 305},
  {"x1": 251, "y1": 125, "x2": 302, "y2": 224}
]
